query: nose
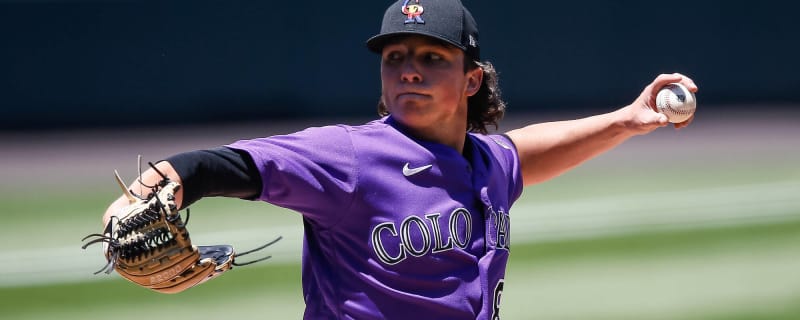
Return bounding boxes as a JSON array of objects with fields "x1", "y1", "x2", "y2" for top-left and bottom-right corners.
[{"x1": 400, "y1": 60, "x2": 422, "y2": 83}]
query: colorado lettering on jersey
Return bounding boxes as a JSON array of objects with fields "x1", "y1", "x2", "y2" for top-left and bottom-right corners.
[
  {"x1": 488, "y1": 206, "x2": 511, "y2": 251},
  {"x1": 371, "y1": 208, "x2": 472, "y2": 265}
]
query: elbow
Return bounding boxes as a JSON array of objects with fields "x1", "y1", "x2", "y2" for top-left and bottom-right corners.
[
  {"x1": 520, "y1": 157, "x2": 582, "y2": 186},
  {"x1": 521, "y1": 170, "x2": 565, "y2": 186}
]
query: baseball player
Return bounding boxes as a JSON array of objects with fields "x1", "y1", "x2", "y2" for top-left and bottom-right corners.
[{"x1": 101, "y1": 0, "x2": 697, "y2": 319}]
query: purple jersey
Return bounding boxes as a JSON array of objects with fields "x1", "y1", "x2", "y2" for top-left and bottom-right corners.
[{"x1": 228, "y1": 116, "x2": 522, "y2": 319}]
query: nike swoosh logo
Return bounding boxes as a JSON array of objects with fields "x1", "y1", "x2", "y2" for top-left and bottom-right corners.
[
  {"x1": 402, "y1": 163, "x2": 433, "y2": 177},
  {"x1": 490, "y1": 136, "x2": 512, "y2": 150}
]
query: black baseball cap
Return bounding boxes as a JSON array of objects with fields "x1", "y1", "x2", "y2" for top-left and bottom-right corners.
[{"x1": 366, "y1": 0, "x2": 480, "y2": 61}]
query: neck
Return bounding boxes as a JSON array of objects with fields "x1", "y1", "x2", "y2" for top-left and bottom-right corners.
[{"x1": 389, "y1": 116, "x2": 467, "y2": 153}]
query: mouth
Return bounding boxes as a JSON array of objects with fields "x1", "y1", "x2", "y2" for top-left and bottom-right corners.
[{"x1": 396, "y1": 91, "x2": 430, "y2": 100}]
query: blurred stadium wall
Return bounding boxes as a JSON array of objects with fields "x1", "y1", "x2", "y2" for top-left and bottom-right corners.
[{"x1": 1, "y1": 0, "x2": 798, "y2": 130}]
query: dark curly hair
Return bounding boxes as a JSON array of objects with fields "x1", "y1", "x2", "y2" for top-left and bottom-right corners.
[{"x1": 377, "y1": 59, "x2": 506, "y2": 134}]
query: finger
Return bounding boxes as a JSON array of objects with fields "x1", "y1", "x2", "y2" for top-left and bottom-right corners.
[
  {"x1": 657, "y1": 113, "x2": 669, "y2": 126},
  {"x1": 673, "y1": 113, "x2": 695, "y2": 129},
  {"x1": 653, "y1": 73, "x2": 684, "y2": 88},
  {"x1": 672, "y1": 72, "x2": 699, "y2": 93},
  {"x1": 643, "y1": 105, "x2": 669, "y2": 127},
  {"x1": 645, "y1": 74, "x2": 684, "y2": 107}
]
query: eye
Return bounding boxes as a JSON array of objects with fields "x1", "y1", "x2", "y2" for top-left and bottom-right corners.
[
  {"x1": 425, "y1": 52, "x2": 444, "y2": 62},
  {"x1": 420, "y1": 51, "x2": 451, "y2": 66},
  {"x1": 383, "y1": 51, "x2": 404, "y2": 64}
]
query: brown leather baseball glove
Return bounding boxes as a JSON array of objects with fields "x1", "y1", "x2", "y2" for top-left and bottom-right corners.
[{"x1": 82, "y1": 161, "x2": 280, "y2": 293}]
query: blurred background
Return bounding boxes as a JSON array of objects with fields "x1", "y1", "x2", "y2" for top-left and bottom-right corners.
[{"x1": 1, "y1": 1, "x2": 798, "y2": 319}]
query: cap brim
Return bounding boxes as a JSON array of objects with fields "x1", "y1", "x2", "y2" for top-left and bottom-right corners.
[{"x1": 366, "y1": 31, "x2": 467, "y2": 54}]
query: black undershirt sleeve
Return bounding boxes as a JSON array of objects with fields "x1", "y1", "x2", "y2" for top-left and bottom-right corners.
[{"x1": 165, "y1": 147, "x2": 262, "y2": 209}]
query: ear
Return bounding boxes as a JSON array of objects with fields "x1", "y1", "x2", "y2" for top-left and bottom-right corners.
[{"x1": 465, "y1": 66, "x2": 484, "y2": 97}]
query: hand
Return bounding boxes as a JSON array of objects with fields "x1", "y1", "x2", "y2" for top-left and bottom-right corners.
[
  {"x1": 102, "y1": 161, "x2": 183, "y2": 226},
  {"x1": 623, "y1": 73, "x2": 699, "y2": 134}
]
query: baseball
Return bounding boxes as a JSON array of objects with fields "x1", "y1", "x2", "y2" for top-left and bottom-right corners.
[{"x1": 656, "y1": 83, "x2": 696, "y2": 123}]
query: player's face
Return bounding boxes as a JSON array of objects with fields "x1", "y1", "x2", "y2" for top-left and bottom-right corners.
[{"x1": 380, "y1": 36, "x2": 482, "y2": 138}]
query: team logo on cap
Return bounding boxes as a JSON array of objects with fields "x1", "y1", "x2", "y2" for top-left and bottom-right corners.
[{"x1": 401, "y1": 0, "x2": 424, "y2": 24}]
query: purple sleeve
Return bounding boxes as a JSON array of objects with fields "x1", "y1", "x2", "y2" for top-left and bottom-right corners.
[
  {"x1": 484, "y1": 133, "x2": 524, "y2": 204},
  {"x1": 498, "y1": 133, "x2": 524, "y2": 204},
  {"x1": 226, "y1": 125, "x2": 357, "y2": 227}
]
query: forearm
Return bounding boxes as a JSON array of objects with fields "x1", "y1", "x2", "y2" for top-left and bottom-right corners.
[
  {"x1": 506, "y1": 73, "x2": 698, "y2": 186},
  {"x1": 507, "y1": 108, "x2": 639, "y2": 185},
  {"x1": 101, "y1": 147, "x2": 262, "y2": 226}
]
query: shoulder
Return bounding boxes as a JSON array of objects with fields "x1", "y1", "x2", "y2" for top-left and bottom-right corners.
[
  {"x1": 469, "y1": 133, "x2": 524, "y2": 202},
  {"x1": 226, "y1": 118, "x2": 405, "y2": 167},
  {"x1": 289, "y1": 118, "x2": 394, "y2": 141},
  {"x1": 229, "y1": 120, "x2": 383, "y2": 151},
  {"x1": 470, "y1": 133, "x2": 517, "y2": 157},
  {"x1": 469, "y1": 133, "x2": 522, "y2": 178}
]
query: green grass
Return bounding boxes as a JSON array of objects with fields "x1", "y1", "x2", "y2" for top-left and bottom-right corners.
[
  {"x1": 0, "y1": 263, "x2": 305, "y2": 320},
  {"x1": 508, "y1": 220, "x2": 800, "y2": 320},
  {"x1": 513, "y1": 219, "x2": 800, "y2": 262},
  {"x1": 2, "y1": 219, "x2": 799, "y2": 319}
]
